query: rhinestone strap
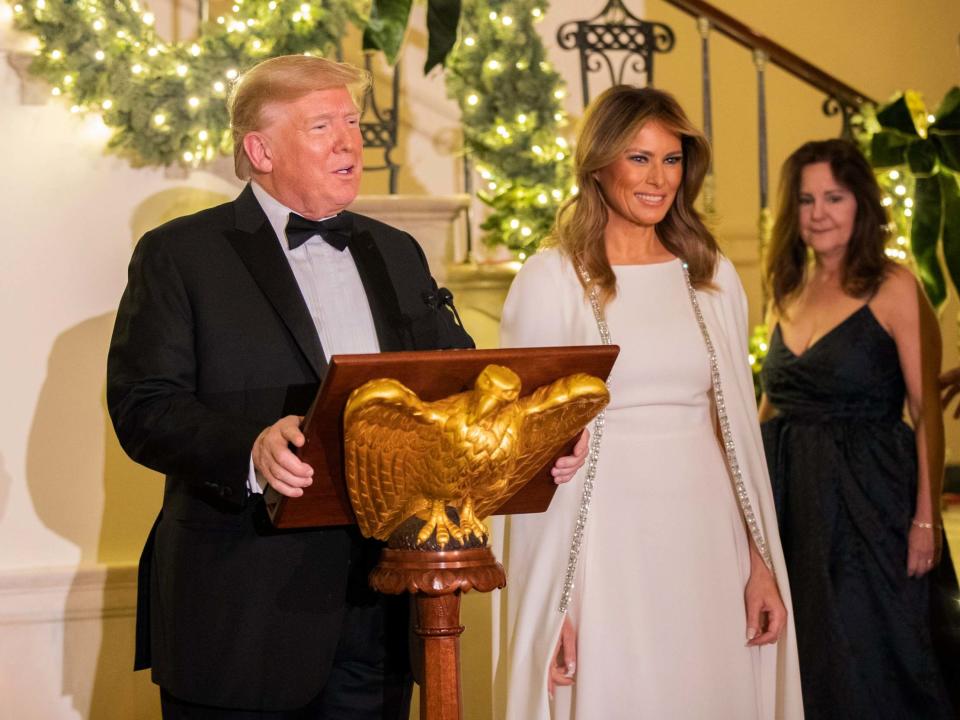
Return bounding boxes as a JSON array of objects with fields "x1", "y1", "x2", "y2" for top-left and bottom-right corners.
[
  {"x1": 558, "y1": 265, "x2": 610, "y2": 614},
  {"x1": 680, "y1": 262, "x2": 773, "y2": 570}
]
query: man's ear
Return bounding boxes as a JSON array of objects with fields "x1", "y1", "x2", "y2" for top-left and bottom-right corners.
[{"x1": 243, "y1": 131, "x2": 273, "y2": 174}]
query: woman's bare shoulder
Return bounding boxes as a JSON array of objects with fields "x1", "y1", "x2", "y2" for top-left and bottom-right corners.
[
  {"x1": 870, "y1": 263, "x2": 923, "y2": 333},
  {"x1": 872, "y1": 263, "x2": 920, "y2": 310},
  {"x1": 878, "y1": 262, "x2": 918, "y2": 296}
]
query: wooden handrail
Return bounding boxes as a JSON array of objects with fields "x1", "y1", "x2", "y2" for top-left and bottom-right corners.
[{"x1": 660, "y1": 0, "x2": 876, "y2": 108}]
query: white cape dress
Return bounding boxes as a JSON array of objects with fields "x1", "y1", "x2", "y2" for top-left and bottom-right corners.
[{"x1": 492, "y1": 249, "x2": 803, "y2": 720}]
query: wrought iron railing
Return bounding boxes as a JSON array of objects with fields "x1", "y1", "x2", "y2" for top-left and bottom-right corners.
[
  {"x1": 359, "y1": 54, "x2": 401, "y2": 195},
  {"x1": 556, "y1": 0, "x2": 675, "y2": 106},
  {"x1": 659, "y1": 0, "x2": 876, "y2": 237},
  {"x1": 335, "y1": 42, "x2": 401, "y2": 194}
]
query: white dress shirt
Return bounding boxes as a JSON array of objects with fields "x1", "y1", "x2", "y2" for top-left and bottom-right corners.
[{"x1": 247, "y1": 182, "x2": 380, "y2": 494}]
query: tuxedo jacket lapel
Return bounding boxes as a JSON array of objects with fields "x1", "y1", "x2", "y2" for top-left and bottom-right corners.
[
  {"x1": 346, "y1": 223, "x2": 407, "y2": 352},
  {"x1": 225, "y1": 185, "x2": 328, "y2": 379}
]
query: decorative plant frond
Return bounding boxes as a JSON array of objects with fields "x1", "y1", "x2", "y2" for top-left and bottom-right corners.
[{"x1": 859, "y1": 87, "x2": 960, "y2": 309}]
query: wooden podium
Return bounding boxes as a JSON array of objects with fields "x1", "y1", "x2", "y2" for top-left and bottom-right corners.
[{"x1": 265, "y1": 346, "x2": 618, "y2": 719}]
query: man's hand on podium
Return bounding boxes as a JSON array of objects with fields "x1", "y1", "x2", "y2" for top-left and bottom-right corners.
[
  {"x1": 253, "y1": 415, "x2": 315, "y2": 497},
  {"x1": 550, "y1": 429, "x2": 590, "y2": 485}
]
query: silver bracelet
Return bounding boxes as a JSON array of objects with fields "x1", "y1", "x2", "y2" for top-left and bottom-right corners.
[{"x1": 911, "y1": 518, "x2": 941, "y2": 530}]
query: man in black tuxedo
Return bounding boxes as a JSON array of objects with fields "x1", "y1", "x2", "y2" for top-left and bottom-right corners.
[{"x1": 108, "y1": 55, "x2": 591, "y2": 719}]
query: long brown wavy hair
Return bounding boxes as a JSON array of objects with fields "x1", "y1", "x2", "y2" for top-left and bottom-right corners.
[
  {"x1": 548, "y1": 85, "x2": 717, "y2": 309},
  {"x1": 766, "y1": 139, "x2": 893, "y2": 315}
]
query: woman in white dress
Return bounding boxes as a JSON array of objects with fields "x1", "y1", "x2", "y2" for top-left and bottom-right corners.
[{"x1": 495, "y1": 86, "x2": 804, "y2": 719}]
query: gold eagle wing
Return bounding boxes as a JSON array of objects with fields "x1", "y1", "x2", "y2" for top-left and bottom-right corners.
[
  {"x1": 472, "y1": 372, "x2": 609, "y2": 518},
  {"x1": 343, "y1": 379, "x2": 447, "y2": 540}
]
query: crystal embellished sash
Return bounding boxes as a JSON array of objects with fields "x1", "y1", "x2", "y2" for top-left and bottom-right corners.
[
  {"x1": 557, "y1": 264, "x2": 610, "y2": 614},
  {"x1": 558, "y1": 260, "x2": 772, "y2": 615},
  {"x1": 678, "y1": 261, "x2": 773, "y2": 571}
]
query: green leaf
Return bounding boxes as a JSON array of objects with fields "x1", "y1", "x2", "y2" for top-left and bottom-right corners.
[
  {"x1": 911, "y1": 176, "x2": 947, "y2": 308},
  {"x1": 929, "y1": 87, "x2": 960, "y2": 171},
  {"x1": 870, "y1": 131, "x2": 910, "y2": 167},
  {"x1": 940, "y1": 173, "x2": 960, "y2": 298},
  {"x1": 907, "y1": 138, "x2": 938, "y2": 175},
  {"x1": 876, "y1": 94, "x2": 920, "y2": 136},
  {"x1": 933, "y1": 133, "x2": 960, "y2": 173},
  {"x1": 363, "y1": 0, "x2": 414, "y2": 65},
  {"x1": 933, "y1": 86, "x2": 960, "y2": 131},
  {"x1": 424, "y1": 0, "x2": 462, "y2": 73}
]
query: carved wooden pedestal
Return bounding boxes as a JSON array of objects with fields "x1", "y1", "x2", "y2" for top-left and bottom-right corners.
[{"x1": 370, "y1": 547, "x2": 506, "y2": 720}]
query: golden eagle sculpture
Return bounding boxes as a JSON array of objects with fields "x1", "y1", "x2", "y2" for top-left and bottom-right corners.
[{"x1": 343, "y1": 364, "x2": 609, "y2": 548}]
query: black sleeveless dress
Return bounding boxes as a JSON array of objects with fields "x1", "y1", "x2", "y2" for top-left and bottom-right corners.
[{"x1": 761, "y1": 305, "x2": 960, "y2": 719}]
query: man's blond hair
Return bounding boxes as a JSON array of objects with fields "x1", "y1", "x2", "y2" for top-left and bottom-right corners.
[{"x1": 228, "y1": 55, "x2": 370, "y2": 179}]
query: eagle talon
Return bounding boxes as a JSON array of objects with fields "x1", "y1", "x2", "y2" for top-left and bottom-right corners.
[
  {"x1": 458, "y1": 498, "x2": 487, "y2": 542},
  {"x1": 416, "y1": 500, "x2": 464, "y2": 548}
]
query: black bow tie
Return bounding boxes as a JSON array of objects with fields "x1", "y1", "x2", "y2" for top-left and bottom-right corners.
[{"x1": 285, "y1": 212, "x2": 353, "y2": 251}]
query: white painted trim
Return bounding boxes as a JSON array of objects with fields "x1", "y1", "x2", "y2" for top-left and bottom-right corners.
[
  {"x1": 0, "y1": 564, "x2": 138, "y2": 626},
  {"x1": 350, "y1": 194, "x2": 470, "y2": 222}
]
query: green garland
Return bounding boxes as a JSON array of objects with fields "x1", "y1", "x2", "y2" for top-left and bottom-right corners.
[
  {"x1": 10, "y1": 0, "x2": 358, "y2": 167},
  {"x1": 445, "y1": 0, "x2": 572, "y2": 253}
]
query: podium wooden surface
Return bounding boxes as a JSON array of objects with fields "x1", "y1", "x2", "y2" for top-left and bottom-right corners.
[{"x1": 265, "y1": 345, "x2": 619, "y2": 529}]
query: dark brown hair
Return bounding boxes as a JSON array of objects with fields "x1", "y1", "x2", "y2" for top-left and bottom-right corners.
[
  {"x1": 549, "y1": 85, "x2": 717, "y2": 308},
  {"x1": 766, "y1": 138, "x2": 892, "y2": 314}
]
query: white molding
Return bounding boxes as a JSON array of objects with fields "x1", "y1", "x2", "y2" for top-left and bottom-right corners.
[
  {"x1": 350, "y1": 194, "x2": 471, "y2": 279},
  {"x1": 6, "y1": 50, "x2": 50, "y2": 105},
  {"x1": 350, "y1": 194, "x2": 470, "y2": 222},
  {"x1": 0, "y1": 564, "x2": 138, "y2": 626}
]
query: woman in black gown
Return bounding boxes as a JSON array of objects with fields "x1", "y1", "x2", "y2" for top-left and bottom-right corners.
[{"x1": 759, "y1": 139, "x2": 958, "y2": 719}]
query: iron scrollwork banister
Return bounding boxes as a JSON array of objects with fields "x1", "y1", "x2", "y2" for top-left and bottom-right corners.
[
  {"x1": 822, "y1": 96, "x2": 860, "y2": 141},
  {"x1": 332, "y1": 41, "x2": 401, "y2": 194},
  {"x1": 360, "y1": 54, "x2": 401, "y2": 194},
  {"x1": 659, "y1": 0, "x2": 876, "y2": 134},
  {"x1": 557, "y1": 0, "x2": 675, "y2": 106}
]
